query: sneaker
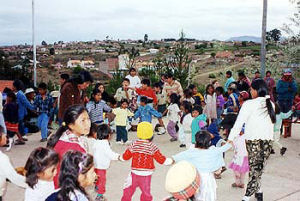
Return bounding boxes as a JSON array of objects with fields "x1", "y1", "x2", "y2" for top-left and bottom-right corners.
[
  {"x1": 179, "y1": 144, "x2": 186, "y2": 148},
  {"x1": 22, "y1": 136, "x2": 28, "y2": 141},
  {"x1": 157, "y1": 127, "x2": 166, "y2": 135},
  {"x1": 170, "y1": 138, "x2": 177, "y2": 142},
  {"x1": 6, "y1": 138, "x2": 14, "y2": 151},
  {"x1": 221, "y1": 166, "x2": 227, "y2": 174},
  {"x1": 15, "y1": 140, "x2": 25, "y2": 145},
  {"x1": 280, "y1": 147, "x2": 287, "y2": 156},
  {"x1": 125, "y1": 140, "x2": 132, "y2": 145},
  {"x1": 116, "y1": 141, "x2": 123, "y2": 145},
  {"x1": 40, "y1": 138, "x2": 47, "y2": 142}
]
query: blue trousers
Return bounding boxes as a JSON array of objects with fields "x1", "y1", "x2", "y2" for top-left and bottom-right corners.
[
  {"x1": 38, "y1": 113, "x2": 49, "y2": 139},
  {"x1": 116, "y1": 126, "x2": 128, "y2": 143},
  {"x1": 278, "y1": 99, "x2": 293, "y2": 113}
]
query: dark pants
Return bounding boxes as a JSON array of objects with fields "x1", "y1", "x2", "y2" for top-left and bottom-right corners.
[
  {"x1": 18, "y1": 119, "x2": 25, "y2": 136},
  {"x1": 278, "y1": 99, "x2": 293, "y2": 113},
  {"x1": 116, "y1": 126, "x2": 128, "y2": 143}
]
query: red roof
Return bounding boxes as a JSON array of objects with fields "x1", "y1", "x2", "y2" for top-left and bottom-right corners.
[{"x1": 0, "y1": 80, "x2": 13, "y2": 92}]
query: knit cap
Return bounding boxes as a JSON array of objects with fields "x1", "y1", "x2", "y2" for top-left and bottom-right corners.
[
  {"x1": 137, "y1": 122, "x2": 153, "y2": 140},
  {"x1": 165, "y1": 161, "x2": 200, "y2": 200}
]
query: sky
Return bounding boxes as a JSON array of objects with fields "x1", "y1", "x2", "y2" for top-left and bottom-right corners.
[{"x1": 0, "y1": 0, "x2": 296, "y2": 46}]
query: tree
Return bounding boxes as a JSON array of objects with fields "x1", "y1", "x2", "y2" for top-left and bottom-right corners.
[
  {"x1": 210, "y1": 52, "x2": 216, "y2": 58},
  {"x1": 266, "y1": 29, "x2": 282, "y2": 43},
  {"x1": 144, "y1": 34, "x2": 148, "y2": 43},
  {"x1": 49, "y1": 48, "x2": 55, "y2": 55},
  {"x1": 242, "y1": 41, "x2": 247, "y2": 47},
  {"x1": 125, "y1": 47, "x2": 140, "y2": 69}
]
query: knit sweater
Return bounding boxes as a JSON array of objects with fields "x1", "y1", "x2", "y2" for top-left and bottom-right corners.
[{"x1": 122, "y1": 140, "x2": 167, "y2": 171}]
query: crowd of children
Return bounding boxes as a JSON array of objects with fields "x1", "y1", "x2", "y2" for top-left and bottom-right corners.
[{"x1": 0, "y1": 68, "x2": 299, "y2": 201}]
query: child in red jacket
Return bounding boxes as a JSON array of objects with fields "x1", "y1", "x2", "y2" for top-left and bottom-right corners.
[{"x1": 121, "y1": 122, "x2": 172, "y2": 201}]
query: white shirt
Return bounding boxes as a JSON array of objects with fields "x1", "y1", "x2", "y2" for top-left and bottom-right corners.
[
  {"x1": 182, "y1": 114, "x2": 194, "y2": 133},
  {"x1": 228, "y1": 97, "x2": 275, "y2": 141},
  {"x1": 125, "y1": 75, "x2": 141, "y2": 88},
  {"x1": 0, "y1": 92, "x2": 3, "y2": 112},
  {"x1": 81, "y1": 137, "x2": 96, "y2": 155},
  {"x1": 167, "y1": 104, "x2": 181, "y2": 122},
  {"x1": 93, "y1": 140, "x2": 119, "y2": 169},
  {"x1": 24, "y1": 180, "x2": 54, "y2": 201},
  {"x1": 69, "y1": 190, "x2": 89, "y2": 201},
  {"x1": 0, "y1": 151, "x2": 27, "y2": 196}
]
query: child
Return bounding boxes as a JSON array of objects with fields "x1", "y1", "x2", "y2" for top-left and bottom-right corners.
[
  {"x1": 46, "y1": 151, "x2": 96, "y2": 201},
  {"x1": 228, "y1": 132, "x2": 249, "y2": 188},
  {"x1": 93, "y1": 124, "x2": 121, "y2": 201},
  {"x1": 238, "y1": 91, "x2": 250, "y2": 107},
  {"x1": 114, "y1": 78, "x2": 134, "y2": 104},
  {"x1": 215, "y1": 87, "x2": 225, "y2": 126},
  {"x1": 134, "y1": 96, "x2": 166, "y2": 134},
  {"x1": 112, "y1": 99, "x2": 134, "y2": 144},
  {"x1": 86, "y1": 88, "x2": 111, "y2": 124},
  {"x1": 172, "y1": 131, "x2": 232, "y2": 201},
  {"x1": 82, "y1": 123, "x2": 98, "y2": 155},
  {"x1": 47, "y1": 104, "x2": 90, "y2": 188},
  {"x1": 34, "y1": 82, "x2": 54, "y2": 142},
  {"x1": 204, "y1": 84, "x2": 217, "y2": 125},
  {"x1": 178, "y1": 102, "x2": 193, "y2": 148},
  {"x1": 125, "y1": 67, "x2": 141, "y2": 88},
  {"x1": 3, "y1": 91, "x2": 25, "y2": 150},
  {"x1": 154, "y1": 83, "x2": 167, "y2": 114},
  {"x1": 131, "y1": 78, "x2": 158, "y2": 106},
  {"x1": 0, "y1": 125, "x2": 27, "y2": 200},
  {"x1": 188, "y1": 84, "x2": 204, "y2": 106},
  {"x1": 226, "y1": 84, "x2": 239, "y2": 113},
  {"x1": 24, "y1": 147, "x2": 59, "y2": 201},
  {"x1": 273, "y1": 103, "x2": 294, "y2": 155},
  {"x1": 181, "y1": 89, "x2": 195, "y2": 105},
  {"x1": 191, "y1": 106, "x2": 207, "y2": 145},
  {"x1": 164, "y1": 93, "x2": 181, "y2": 142},
  {"x1": 121, "y1": 122, "x2": 172, "y2": 201}
]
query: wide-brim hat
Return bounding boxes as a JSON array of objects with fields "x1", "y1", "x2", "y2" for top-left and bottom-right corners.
[
  {"x1": 50, "y1": 90, "x2": 60, "y2": 98},
  {"x1": 137, "y1": 122, "x2": 153, "y2": 140},
  {"x1": 24, "y1": 88, "x2": 35, "y2": 95},
  {"x1": 165, "y1": 161, "x2": 201, "y2": 200}
]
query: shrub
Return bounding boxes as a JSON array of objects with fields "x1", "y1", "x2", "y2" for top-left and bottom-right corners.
[{"x1": 208, "y1": 73, "x2": 216, "y2": 78}]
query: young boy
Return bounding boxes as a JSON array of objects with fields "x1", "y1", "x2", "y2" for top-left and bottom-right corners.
[
  {"x1": 191, "y1": 105, "x2": 207, "y2": 145},
  {"x1": 112, "y1": 99, "x2": 134, "y2": 145},
  {"x1": 134, "y1": 96, "x2": 166, "y2": 135},
  {"x1": 34, "y1": 83, "x2": 53, "y2": 142},
  {"x1": 121, "y1": 122, "x2": 172, "y2": 201},
  {"x1": 153, "y1": 83, "x2": 167, "y2": 114},
  {"x1": 114, "y1": 78, "x2": 134, "y2": 104},
  {"x1": 130, "y1": 79, "x2": 157, "y2": 106},
  {"x1": 188, "y1": 84, "x2": 204, "y2": 106}
]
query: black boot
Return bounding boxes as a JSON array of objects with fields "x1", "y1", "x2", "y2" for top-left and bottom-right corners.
[
  {"x1": 280, "y1": 147, "x2": 287, "y2": 156},
  {"x1": 255, "y1": 192, "x2": 263, "y2": 201}
]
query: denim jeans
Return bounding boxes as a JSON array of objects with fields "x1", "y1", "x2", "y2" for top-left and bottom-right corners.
[
  {"x1": 278, "y1": 99, "x2": 293, "y2": 113},
  {"x1": 18, "y1": 119, "x2": 25, "y2": 136},
  {"x1": 216, "y1": 107, "x2": 223, "y2": 126},
  {"x1": 38, "y1": 113, "x2": 49, "y2": 139},
  {"x1": 116, "y1": 126, "x2": 128, "y2": 142}
]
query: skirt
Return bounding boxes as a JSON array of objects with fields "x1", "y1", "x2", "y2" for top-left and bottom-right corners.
[
  {"x1": 229, "y1": 156, "x2": 249, "y2": 173},
  {"x1": 195, "y1": 172, "x2": 217, "y2": 201}
]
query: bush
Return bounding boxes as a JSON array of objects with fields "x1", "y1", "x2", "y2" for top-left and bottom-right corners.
[
  {"x1": 208, "y1": 73, "x2": 216, "y2": 78},
  {"x1": 106, "y1": 69, "x2": 125, "y2": 95}
]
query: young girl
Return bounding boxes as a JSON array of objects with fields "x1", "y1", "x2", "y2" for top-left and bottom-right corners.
[
  {"x1": 181, "y1": 89, "x2": 195, "y2": 105},
  {"x1": 178, "y1": 102, "x2": 193, "y2": 148},
  {"x1": 82, "y1": 123, "x2": 98, "y2": 155},
  {"x1": 215, "y1": 87, "x2": 225, "y2": 126},
  {"x1": 24, "y1": 147, "x2": 59, "y2": 201},
  {"x1": 93, "y1": 124, "x2": 121, "y2": 201},
  {"x1": 0, "y1": 125, "x2": 27, "y2": 201},
  {"x1": 204, "y1": 84, "x2": 217, "y2": 125},
  {"x1": 46, "y1": 151, "x2": 96, "y2": 201},
  {"x1": 3, "y1": 91, "x2": 25, "y2": 151},
  {"x1": 121, "y1": 122, "x2": 172, "y2": 201},
  {"x1": 112, "y1": 99, "x2": 134, "y2": 144},
  {"x1": 86, "y1": 89, "x2": 111, "y2": 125},
  {"x1": 172, "y1": 131, "x2": 232, "y2": 201},
  {"x1": 165, "y1": 93, "x2": 181, "y2": 142},
  {"x1": 228, "y1": 132, "x2": 249, "y2": 188},
  {"x1": 238, "y1": 91, "x2": 250, "y2": 107},
  {"x1": 47, "y1": 104, "x2": 91, "y2": 188}
]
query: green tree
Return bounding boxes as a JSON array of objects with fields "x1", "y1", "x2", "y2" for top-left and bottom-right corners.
[
  {"x1": 106, "y1": 69, "x2": 125, "y2": 94},
  {"x1": 266, "y1": 29, "x2": 282, "y2": 43},
  {"x1": 242, "y1": 41, "x2": 247, "y2": 47},
  {"x1": 125, "y1": 47, "x2": 140, "y2": 69}
]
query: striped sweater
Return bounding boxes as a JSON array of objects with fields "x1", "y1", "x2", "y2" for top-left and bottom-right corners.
[{"x1": 122, "y1": 140, "x2": 166, "y2": 171}]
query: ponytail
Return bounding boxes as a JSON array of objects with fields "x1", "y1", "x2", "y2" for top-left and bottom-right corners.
[
  {"x1": 266, "y1": 97, "x2": 276, "y2": 124},
  {"x1": 47, "y1": 126, "x2": 68, "y2": 149}
]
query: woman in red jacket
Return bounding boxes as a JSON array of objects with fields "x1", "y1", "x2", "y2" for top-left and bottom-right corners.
[{"x1": 47, "y1": 104, "x2": 91, "y2": 188}]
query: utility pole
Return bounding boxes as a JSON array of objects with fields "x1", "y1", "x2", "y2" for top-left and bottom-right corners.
[
  {"x1": 260, "y1": 0, "x2": 268, "y2": 76},
  {"x1": 32, "y1": 0, "x2": 37, "y2": 87}
]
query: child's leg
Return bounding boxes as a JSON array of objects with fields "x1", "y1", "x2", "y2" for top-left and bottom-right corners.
[
  {"x1": 273, "y1": 130, "x2": 283, "y2": 150},
  {"x1": 40, "y1": 113, "x2": 49, "y2": 139},
  {"x1": 121, "y1": 173, "x2": 138, "y2": 201},
  {"x1": 178, "y1": 127, "x2": 185, "y2": 145},
  {"x1": 116, "y1": 126, "x2": 122, "y2": 142},
  {"x1": 167, "y1": 121, "x2": 177, "y2": 139},
  {"x1": 234, "y1": 171, "x2": 241, "y2": 185},
  {"x1": 158, "y1": 118, "x2": 165, "y2": 127},
  {"x1": 122, "y1": 127, "x2": 128, "y2": 143},
  {"x1": 240, "y1": 172, "x2": 246, "y2": 185},
  {"x1": 138, "y1": 175, "x2": 153, "y2": 201},
  {"x1": 95, "y1": 169, "x2": 106, "y2": 195}
]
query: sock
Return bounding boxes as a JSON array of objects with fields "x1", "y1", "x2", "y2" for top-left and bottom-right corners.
[{"x1": 242, "y1": 196, "x2": 250, "y2": 201}]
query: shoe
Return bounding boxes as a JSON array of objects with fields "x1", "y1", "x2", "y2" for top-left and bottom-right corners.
[
  {"x1": 125, "y1": 140, "x2": 132, "y2": 145},
  {"x1": 255, "y1": 192, "x2": 263, "y2": 201},
  {"x1": 116, "y1": 141, "x2": 123, "y2": 145},
  {"x1": 270, "y1": 149, "x2": 275, "y2": 154},
  {"x1": 15, "y1": 140, "x2": 25, "y2": 145},
  {"x1": 280, "y1": 147, "x2": 287, "y2": 156},
  {"x1": 231, "y1": 183, "x2": 239, "y2": 188},
  {"x1": 22, "y1": 136, "x2": 28, "y2": 141},
  {"x1": 239, "y1": 184, "x2": 245, "y2": 188},
  {"x1": 157, "y1": 127, "x2": 166, "y2": 135},
  {"x1": 6, "y1": 138, "x2": 14, "y2": 151},
  {"x1": 40, "y1": 138, "x2": 47, "y2": 142},
  {"x1": 221, "y1": 166, "x2": 227, "y2": 173},
  {"x1": 170, "y1": 138, "x2": 178, "y2": 142},
  {"x1": 179, "y1": 144, "x2": 186, "y2": 148}
]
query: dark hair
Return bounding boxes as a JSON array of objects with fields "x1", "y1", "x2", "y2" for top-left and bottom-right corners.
[
  {"x1": 224, "y1": 92, "x2": 229, "y2": 98},
  {"x1": 3, "y1": 87, "x2": 12, "y2": 94},
  {"x1": 6, "y1": 91, "x2": 16, "y2": 102},
  {"x1": 47, "y1": 105, "x2": 88, "y2": 148},
  {"x1": 251, "y1": 79, "x2": 276, "y2": 123},
  {"x1": 184, "y1": 89, "x2": 193, "y2": 98},
  {"x1": 90, "y1": 88, "x2": 101, "y2": 108},
  {"x1": 141, "y1": 79, "x2": 150, "y2": 86},
  {"x1": 192, "y1": 105, "x2": 203, "y2": 115},
  {"x1": 140, "y1": 96, "x2": 148, "y2": 104},
  {"x1": 129, "y1": 68, "x2": 136, "y2": 73},
  {"x1": 70, "y1": 71, "x2": 93, "y2": 85},
  {"x1": 169, "y1": 93, "x2": 179, "y2": 105},
  {"x1": 88, "y1": 123, "x2": 98, "y2": 138},
  {"x1": 188, "y1": 84, "x2": 196, "y2": 90},
  {"x1": 94, "y1": 83, "x2": 104, "y2": 90},
  {"x1": 154, "y1": 83, "x2": 162, "y2": 90},
  {"x1": 96, "y1": 124, "x2": 112, "y2": 140},
  {"x1": 57, "y1": 151, "x2": 93, "y2": 201},
  {"x1": 195, "y1": 131, "x2": 212, "y2": 149},
  {"x1": 274, "y1": 102, "x2": 281, "y2": 115},
  {"x1": 226, "y1": 71, "x2": 232, "y2": 77},
  {"x1": 25, "y1": 147, "x2": 59, "y2": 188},
  {"x1": 38, "y1": 82, "x2": 47, "y2": 90},
  {"x1": 266, "y1": 71, "x2": 271, "y2": 75},
  {"x1": 13, "y1": 79, "x2": 24, "y2": 91},
  {"x1": 60, "y1": 73, "x2": 70, "y2": 81},
  {"x1": 215, "y1": 86, "x2": 224, "y2": 95},
  {"x1": 255, "y1": 70, "x2": 260, "y2": 74},
  {"x1": 120, "y1": 99, "x2": 129, "y2": 105},
  {"x1": 183, "y1": 101, "x2": 193, "y2": 113},
  {"x1": 123, "y1": 78, "x2": 130, "y2": 83},
  {"x1": 238, "y1": 72, "x2": 246, "y2": 78},
  {"x1": 165, "y1": 73, "x2": 174, "y2": 79},
  {"x1": 205, "y1": 84, "x2": 214, "y2": 95}
]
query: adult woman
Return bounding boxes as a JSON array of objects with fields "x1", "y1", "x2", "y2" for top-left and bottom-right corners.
[
  {"x1": 58, "y1": 71, "x2": 93, "y2": 123},
  {"x1": 94, "y1": 83, "x2": 116, "y2": 106},
  {"x1": 228, "y1": 79, "x2": 275, "y2": 201}
]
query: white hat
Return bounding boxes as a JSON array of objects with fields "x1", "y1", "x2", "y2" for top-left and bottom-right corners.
[
  {"x1": 50, "y1": 90, "x2": 60, "y2": 98},
  {"x1": 24, "y1": 88, "x2": 35, "y2": 95}
]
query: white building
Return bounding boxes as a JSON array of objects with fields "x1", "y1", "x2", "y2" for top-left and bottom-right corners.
[
  {"x1": 149, "y1": 48, "x2": 159, "y2": 54},
  {"x1": 67, "y1": 59, "x2": 95, "y2": 69}
]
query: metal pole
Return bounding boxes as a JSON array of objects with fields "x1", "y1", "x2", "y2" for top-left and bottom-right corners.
[
  {"x1": 260, "y1": 0, "x2": 267, "y2": 76},
  {"x1": 32, "y1": 0, "x2": 37, "y2": 87}
]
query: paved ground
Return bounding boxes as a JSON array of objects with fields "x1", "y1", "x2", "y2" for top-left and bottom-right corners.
[{"x1": 2, "y1": 118, "x2": 300, "y2": 201}]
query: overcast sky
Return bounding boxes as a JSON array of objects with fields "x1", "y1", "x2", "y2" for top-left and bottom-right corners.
[{"x1": 0, "y1": 0, "x2": 295, "y2": 46}]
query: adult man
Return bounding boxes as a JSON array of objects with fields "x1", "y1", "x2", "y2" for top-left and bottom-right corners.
[
  {"x1": 264, "y1": 71, "x2": 276, "y2": 102},
  {"x1": 163, "y1": 73, "x2": 183, "y2": 98},
  {"x1": 224, "y1": 71, "x2": 235, "y2": 92}
]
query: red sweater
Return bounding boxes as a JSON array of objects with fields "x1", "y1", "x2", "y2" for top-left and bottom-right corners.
[
  {"x1": 136, "y1": 87, "x2": 158, "y2": 104},
  {"x1": 53, "y1": 140, "x2": 86, "y2": 189},
  {"x1": 122, "y1": 140, "x2": 166, "y2": 171}
]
